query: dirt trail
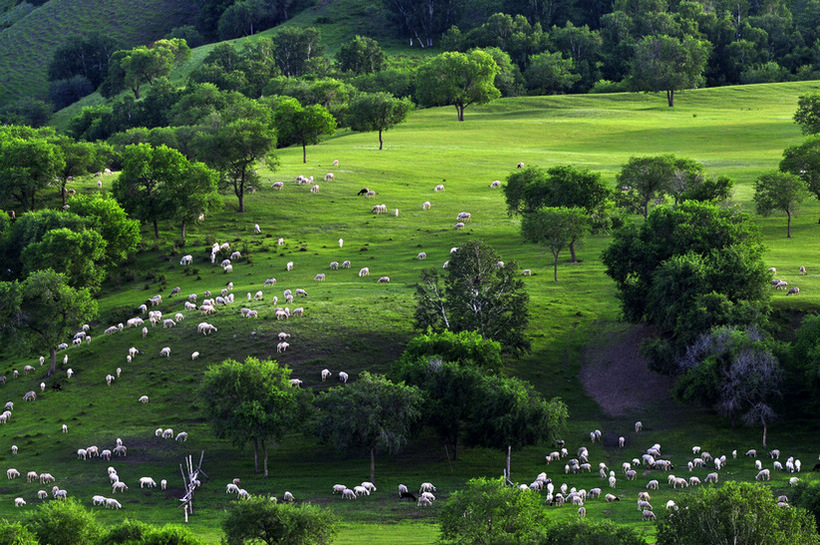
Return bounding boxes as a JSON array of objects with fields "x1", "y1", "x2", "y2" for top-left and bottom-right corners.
[{"x1": 580, "y1": 324, "x2": 675, "y2": 417}]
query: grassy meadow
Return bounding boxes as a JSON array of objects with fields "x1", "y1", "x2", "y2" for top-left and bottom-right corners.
[{"x1": 2, "y1": 83, "x2": 820, "y2": 542}]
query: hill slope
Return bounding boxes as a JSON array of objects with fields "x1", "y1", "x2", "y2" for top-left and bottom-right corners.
[{"x1": 0, "y1": 0, "x2": 196, "y2": 105}]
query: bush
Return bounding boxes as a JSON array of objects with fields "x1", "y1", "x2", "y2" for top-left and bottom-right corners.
[
  {"x1": 540, "y1": 519, "x2": 645, "y2": 544},
  {"x1": 26, "y1": 498, "x2": 102, "y2": 545},
  {"x1": 49, "y1": 76, "x2": 94, "y2": 110}
]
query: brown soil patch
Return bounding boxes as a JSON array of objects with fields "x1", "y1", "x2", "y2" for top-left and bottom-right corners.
[{"x1": 580, "y1": 324, "x2": 675, "y2": 417}]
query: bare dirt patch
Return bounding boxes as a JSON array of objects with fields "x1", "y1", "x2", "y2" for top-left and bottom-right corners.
[{"x1": 580, "y1": 324, "x2": 675, "y2": 417}]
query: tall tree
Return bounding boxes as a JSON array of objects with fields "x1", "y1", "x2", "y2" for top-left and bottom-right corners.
[
  {"x1": 273, "y1": 27, "x2": 324, "y2": 77},
  {"x1": 521, "y1": 207, "x2": 589, "y2": 280},
  {"x1": 222, "y1": 496, "x2": 336, "y2": 545},
  {"x1": 165, "y1": 161, "x2": 222, "y2": 240},
  {"x1": 615, "y1": 154, "x2": 679, "y2": 218},
  {"x1": 523, "y1": 51, "x2": 581, "y2": 95},
  {"x1": 273, "y1": 98, "x2": 336, "y2": 163},
  {"x1": 337, "y1": 36, "x2": 386, "y2": 74},
  {"x1": 0, "y1": 126, "x2": 65, "y2": 212},
  {"x1": 26, "y1": 498, "x2": 102, "y2": 545},
  {"x1": 753, "y1": 171, "x2": 810, "y2": 238},
  {"x1": 794, "y1": 93, "x2": 820, "y2": 135},
  {"x1": 20, "y1": 228, "x2": 107, "y2": 291},
  {"x1": 69, "y1": 195, "x2": 141, "y2": 266},
  {"x1": 314, "y1": 372, "x2": 422, "y2": 484},
  {"x1": 347, "y1": 92, "x2": 412, "y2": 150},
  {"x1": 0, "y1": 269, "x2": 97, "y2": 376},
  {"x1": 100, "y1": 39, "x2": 191, "y2": 100},
  {"x1": 416, "y1": 50, "x2": 501, "y2": 121},
  {"x1": 48, "y1": 34, "x2": 122, "y2": 89},
  {"x1": 780, "y1": 135, "x2": 820, "y2": 223},
  {"x1": 414, "y1": 239, "x2": 530, "y2": 354},
  {"x1": 629, "y1": 34, "x2": 711, "y2": 107},
  {"x1": 52, "y1": 136, "x2": 107, "y2": 206},
  {"x1": 198, "y1": 357, "x2": 306, "y2": 477},
  {"x1": 383, "y1": 0, "x2": 462, "y2": 47}
]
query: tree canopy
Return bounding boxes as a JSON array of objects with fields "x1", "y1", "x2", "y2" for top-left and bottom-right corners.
[
  {"x1": 780, "y1": 135, "x2": 820, "y2": 222},
  {"x1": 416, "y1": 50, "x2": 501, "y2": 121},
  {"x1": 629, "y1": 34, "x2": 711, "y2": 107},
  {"x1": 337, "y1": 36, "x2": 386, "y2": 75},
  {"x1": 273, "y1": 98, "x2": 336, "y2": 163},
  {"x1": 347, "y1": 92, "x2": 412, "y2": 149},
  {"x1": 521, "y1": 206, "x2": 589, "y2": 280},
  {"x1": 100, "y1": 39, "x2": 191, "y2": 100},
  {"x1": 794, "y1": 93, "x2": 820, "y2": 135},
  {"x1": 753, "y1": 171, "x2": 810, "y2": 238},
  {"x1": 222, "y1": 496, "x2": 336, "y2": 545}
]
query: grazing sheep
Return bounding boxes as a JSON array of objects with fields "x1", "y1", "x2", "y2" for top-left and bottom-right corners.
[
  {"x1": 787, "y1": 287, "x2": 800, "y2": 296},
  {"x1": 768, "y1": 267, "x2": 777, "y2": 274},
  {"x1": 635, "y1": 421, "x2": 643, "y2": 432},
  {"x1": 330, "y1": 261, "x2": 339, "y2": 270},
  {"x1": 237, "y1": 489, "x2": 250, "y2": 499},
  {"x1": 10, "y1": 445, "x2": 17, "y2": 455},
  {"x1": 138, "y1": 395, "x2": 149, "y2": 404},
  {"x1": 23, "y1": 391, "x2": 35, "y2": 402},
  {"x1": 800, "y1": 265, "x2": 807, "y2": 275},
  {"x1": 322, "y1": 369, "x2": 331, "y2": 381},
  {"x1": 422, "y1": 201, "x2": 431, "y2": 210},
  {"x1": 339, "y1": 371, "x2": 349, "y2": 383},
  {"x1": 605, "y1": 494, "x2": 619, "y2": 502},
  {"x1": 7, "y1": 468, "x2": 20, "y2": 479},
  {"x1": 278, "y1": 238, "x2": 285, "y2": 246},
  {"x1": 332, "y1": 484, "x2": 346, "y2": 494},
  {"x1": 342, "y1": 260, "x2": 351, "y2": 268},
  {"x1": 434, "y1": 184, "x2": 445, "y2": 192},
  {"x1": 272, "y1": 182, "x2": 284, "y2": 190},
  {"x1": 106, "y1": 498, "x2": 122, "y2": 509},
  {"x1": 417, "y1": 496, "x2": 433, "y2": 507},
  {"x1": 746, "y1": 449, "x2": 757, "y2": 457},
  {"x1": 176, "y1": 432, "x2": 188, "y2": 442},
  {"x1": 490, "y1": 180, "x2": 501, "y2": 188},
  {"x1": 517, "y1": 162, "x2": 525, "y2": 168},
  {"x1": 332, "y1": 160, "x2": 339, "y2": 166},
  {"x1": 160, "y1": 347, "x2": 171, "y2": 357},
  {"x1": 420, "y1": 482, "x2": 436, "y2": 493},
  {"x1": 790, "y1": 477, "x2": 800, "y2": 486},
  {"x1": 314, "y1": 273, "x2": 326, "y2": 281},
  {"x1": 289, "y1": 379, "x2": 302, "y2": 387},
  {"x1": 162, "y1": 429, "x2": 174, "y2": 439},
  {"x1": 417, "y1": 252, "x2": 427, "y2": 260},
  {"x1": 775, "y1": 280, "x2": 788, "y2": 290},
  {"x1": 339, "y1": 238, "x2": 344, "y2": 248},
  {"x1": 163, "y1": 319, "x2": 176, "y2": 329},
  {"x1": 139, "y1": 477, "x2": 157, "y2": 488},
  {"x1": 14, "y1": 497, "x2": 25, "y2": 507},
  {"x1": 642, "y1": 509, "x2": 656, "y2": 521},
  {"x1": 755, "y1": 469, "x2": 771, "y2": 481},
  {"x1": 454, "y1": 222, "x2": 465, "y2": 230},
  {"x1": 287, "y1": 261, "x2": 294, "y2": 271},
  {"x1": 377, "y1": 276, "x2": 390, "y2": 283},
  {"x1": 457, "y1": 212, "x2": 471, "y2": 222},
  {"x1": 354, "y1": 485, "x2": 369, "y2": 496},
  {"x1": 62, "y1": 424, "x2": 68, "y2": 433},
  {"x1": 277, "y1": 342, "x2": 289, "y2": 353},
  {"x1": 359, "y1": 267, "x2": 369, "y2": 277},
  {"x1": 310, "y1": 184, "x2": 320, "y2": 193},
  {"x1": 342, "y1": 488, "x2": 357, "y2": 499}
]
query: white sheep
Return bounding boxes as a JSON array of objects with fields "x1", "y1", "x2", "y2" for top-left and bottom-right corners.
[
  {"x1": 454, "y1": 222, "x2": 465, "y2": 230},
  {"x1": 289, "y1": 378, "x2": 302, "y2": 387},
  {"x1": 377, "y1": 276, "x2": 390, "y2": 283},
  {"x1": 457, "y1": 212, "x2": 471, "y2": 221},
  {"x1": 321, "y1": 369, "x2": 331, "y2": 381},
  {"x1": 62, "y1": 424, "x2": 68, "y2": 433},
  {"x1": 359, "y1": 267, "x2": 369, "y2": 277},
  {"x1": 106, "y1": 498, "x2": 122, "y2": 509},
  {"x1": 287, "y1": 261, "x2": 294, "y2": 271},
  {"x1": 634, "y1": 421, "x2": 643, "y2": 432},
  {"x1": 160, "y1": 347, "x2": 171, "y2": 357},
  {"x1": 162, "y1": 428, "x2": 174, "y2": 439},
  {"x1": 422, "y1": 201, "x2": 431, "y2": 210},
  {"x1": 38, "y1": 490, "x2": 48, "y2": 499},
  {"x1": 180, "y1": 255, "x2": 193, "y2": 265},
  {"x1": 7, "y1": 468, "x2": 20, "y2": 479},
  {"x1": 330, "y1": 261, "x2": 339, "y2": 270},
  {"x1": 176, "y1": 432, "x2": 188, "y2": 442},
  {"x1": 14, "y1": 497, "x2": 25, "y2": 507},
  {"x1": 339, "y1": 238, "x2": 344, "y2": 248},
  {"x1": 342, "y1": 488, "x2": 357, "y2": 499},
  {"x1": 277, "y1": 342, "x2": 290, "y2": 353},
  {"x1": 138, "y1": 395, "x2": 149, "y2": 404},
  {"x1": 342, "y1": 260, "x2": 351, "y2": 268},
  {"x1": 163, "y1": 319, "x2": 176, "y2": 328},
  {"x1": 755, "y1": 469, "x2": 771, "y2": 481},
  {"x1": 434, "y1": 184, "x2": 445, "y2": 192},
  {"x1": 139, "y1": 477, "x2": 157, "y2": 488},
  {"x1": 419, "y1": 482, "x2": 436, "y2": 493},
  {"x1": 332, "y1": 484, "x2": 346, "y2": 494},
  {"x1": 23, "y1": 391, "x2": 35, "y2": 402},
  {"x1": 490, "y1": 180, "x2": 501, "y2": 188},
  {"x1": 339, "y1": 371, "x2": 349, "y2": 383},
  {"x1": 314, "y1": 273, "x2": 326, "y2": 281}
]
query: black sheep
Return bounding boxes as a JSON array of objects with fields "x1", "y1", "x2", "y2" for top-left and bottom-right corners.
[
  {"x1": 400, "y1": 491, "x2": 417, "y2": 501},
  {"x1": 357, "y1": 188, "x2": 369, "y2": 196}
]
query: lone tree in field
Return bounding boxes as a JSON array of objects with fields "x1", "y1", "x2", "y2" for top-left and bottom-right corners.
[
  {"x1": 629, "y1": 34, "x2": 710, "y2": 107},
  {"x1": 656, "y1": 482, "x2": 819, "y2": 544},
  {"x1": 416, "y1": 50, "x2": 501, "y2": 121},
  {"x1": 753, "y1": 171, "x2": 809, "y2": 238},
  {"x1": 0, "y1": 269, "x2": 97, "y2": 376},
  {"x1": 222, "y1": 496, "x2": 337, "y2": 545},
  {"x1": 198, "y1": 357, "x2": 306, "y2": 477},
  {"x1": 347, "y1": 92, "x2": 412, "y2": 150},
  {"x1": 414, "y1": 239, "x2": 530, "y2": 354},
  {"x1": 273, "y1": 98, "x2": 336, "y2": 163},
  {"x1": 780, "y1": 136, "x2": 820, "y2": 223},
  {"x1": 314, "y1": 372, "x2": 422, "y2": 484},
  {"x1": 521, "y1": 207, "x2": 588, "y2": 281}
]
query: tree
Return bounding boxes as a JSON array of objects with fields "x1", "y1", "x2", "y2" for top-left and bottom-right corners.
[
  {"x1": 100, "y1": 39, "x2": 191, "y2": 100},
  {"x1": 48, "y1": 34, "x2": 122, "y2": 89},
  {"x1": 69, "y1": 195, "x2": 141, "y2": 266},
  {"x1": 602, "y1": 202, "x2": 770, "y2": 363},
  {"x1": 314, "y1": 372, "x2": 422, "y2": 484},
  {"x1": 347, "y1": 92, "x2": 412, "y2": 149},
  {"x1": 542, "y1": 519, "x2": 645, "y2": 545},
  {"x1": 792, "y1": 482, "x2": 820, "y2": 530},
  {"x1": 465, "y1": 376, "x2": 567, "y2": 480},
  {"x1": 0, "y1": 126, "x2": 65, "y2": 212},
  {"x1": 0, "y1": 270, "x2": 97, "y2": 376},
  {"x1": 414, "y1": 239, "x2": 530, "y2": 354},
  {"x1": 790, "y1": 314, "x2": 820, "y2": 401},
  {"x1": 615, "y1": 155, "x2": 678, "y2": 218},
  {"x1": 521, "y1": 207, "x2": 588, "y2": 281},
  {"x1": 167, "y1": 161, "x2": 222, "y2": 240},
  {"x1": 218, "y1": 0, "x2": 274, "y2": 39},
  {"x1": 21, "y1": 228, "x2": 107, "y2": 291},
  {"x1": 416, "y1": 50, "x2": 501, "y2": 121},
  {"x1": 780, "y1": 136, "x2": 820, "y2": 223},
  {"x1": 383, "y1": 0, "x2": 462, "y2": 47},
  {"x1": 273, "y1": 27, "x2": 324, "y2": 77},
  {"x1": 794, "y1": 93, "x2": 820, "y2": 135},
  {"x1": 438, "y1": 478, "x2": 549, "y2": 545},
  {"x1": 753, "y1": 171, "x2": 810, "y2": 238},
  {"x1": 104, "y1": 520, "x2": 204, "y2": 545},
  {"x1": 0, "y1": 209, "x2": 87, "y2": 280},
  {"x1": 26, "y1": 498, "x2": 102, "y2": 545},
  {"x1": 273, "y1": 98, "x2": 336, "y2": 163},
  {"x1": 49, "y1": 75, "x2": 95, "y2": 110},
  {"x1": 629, "y1": 34, "x2": 710, "y2": 107},
  {"x1": 222, "y1": 496, "x2": 337, "y2": 545},
  {"x1": 523, "y1": 51, "x2": 581, "y2": 95},
  {"x1": 401, "y1": 329, "x2": 504, "y2": 374},
  {"x1": 52, "y1": 136, "x2": 107, "y2": 206},
  {"x1": 0, "y1": 520, "x2": 38, "y2": 545},
  {"x1": 199, "y1": 357, "x2": 305, "y2": 477},
  {"x1": 656, "y1": 482, "x2": 819, "y2": 545},
  {"x1": 337, "y1": 36, "x2": 386, "y2": 74}
]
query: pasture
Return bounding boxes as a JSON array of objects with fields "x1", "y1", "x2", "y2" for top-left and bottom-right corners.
[{"x1": 2, "y1": 83, "x2": 820, "y2": 542}]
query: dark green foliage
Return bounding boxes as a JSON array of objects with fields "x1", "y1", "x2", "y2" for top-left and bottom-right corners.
[
  {"x1": 0, "y1": 125, "x2": 64, "y2": 211},
  {"x1": 602, "y1": 202, "x2": 770, "y2": 358},
  {"x1": 222, "y1": 496, "x2": 336, "y2": 545},
  {"x1": 789, "y1": 314, "x2": 820, "y2": 399},
  {"x1": 795, "y1": 93, "x2": 820, "y2": 135},
  {"x1": 792, "y1": 482, "x2": 820, "y2": 530},
  {"x1": 629, "y1": 34, "x2": 711, "y2": 107},
  {"x1": 337, "y1": 35, "x2": 386, "y2": 74},
  {"x1": 615, "y1": 155, "x2": 695, "y2": 218},
  {"x1": 753, "y1": 171, "x2": 810, "y2": 238},
  {"x1": 166, "y1": 25, "x2": 206, "y2": 48},
  {"x1": 476, "y1": 47, "x2": 525, "y2": 97},
  {"x1": 26, "y1": 498, "x2": 102, "y2": 545},
  {"x1": 780, "y1": 135, "x2": 820, "y2": 221},
  {"x1": 521, "y1": 206, "x2": 589, "y2": 280},
  {"x1": 655, "y1": 482, "x2": 819, "y2": 545},
  {"x1": 414, "y1": 239, "x2": 530, "y2": 354},
  {"x1": 263, "y1": 77, "x2": 354, "y2": 124},
  {"x1": 69, "y1": 195, "x2": 140, "y2": 265},
  {"x1": 349, "y1": 68, "x2": 415, "y2": 99},
  {"x1": 0, "y1": 98, "x2": 52, "y2": 128},
  {"x1": 21, "y1": 228, "x2": 107, "y2": 291},
  {"x1": 198, "y1": 357, "x2": 307, "y2": 476},
  {"x1": 438, "y1": 477, "x2": 549, "y2": 545},
  {"x1": 48, "y1": 34, "x2": 122, "y2": 89},
  {"x1": 314, "y1": 372, "x2": 422, "y2": 483},
  {"x1": 383, "y1": 0, "x2": 463, "y2": 46},
  {"x1": 100, "y1": 39, "x2": 191, "y2": 100},
  {"x1": 539, "y1": 519, "x2": 645, "y2": 545},
  {"x1": 0, "y1": 209, "x2": 87, "y2": 279},
  {"x1": 48, "y1": 76, "x2": 95, "y2": 110},
  {"x1": 523, "y1": 51, "x2": 580, "y2": 95},
  {"x1": 189, "y1": 40, "x2": 280, "y2": 98},
  {"x1": 416, "y1": 50, "x2": 501, "y2": 121},
  {"x1": 400, "y1": 330, "x2": 503, "y2": 373},
  {"x1": 272, "y1": 98, "x2": 335, "y2": 163},
  {"x1": 272, "y1": 27, "x2": 324, "y2": 77},
  {"x1": 347, "y1": 92, "x2": 412, "y2": 149}
]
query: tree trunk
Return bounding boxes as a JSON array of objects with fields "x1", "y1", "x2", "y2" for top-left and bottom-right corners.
[
  {"x1": 553, "y1": 252, "x2": 559, "y2": 282},
  {"x1": 238, "y1": 190, "x2": 245, "y2": 213},
  {"x1": 153, "y1": 219, "x2": 159, "y2": 239},
  {"x1": 452, "y1": 438, "x2": 458, "y2": 461},
  {"x1": 302, "y1": 144, "x2": 307, "y2": 164},
  {"x1": 569, "y1": 240, "x2": 578, "y2": 263},
  {"x1": 61, "y1": 184, "x2": 67, "y2": 207},
  {"x1": 180, "y1": 220, "x2": 186, "y2": 241},
  {"x1": 787, "y1": 210, "x2": 792, "y2": 238},
  {"x1": 48, "y1": 347, "x2": 57, "y2": 376},
  {"x1": 262, "y1": 440, "x2": 268, "y2": 477},
  {"x1": 133, "y1": 86, "x2": 140, "y2": 100},
  {"x1": 667, "y1": 89, "x2": 674, "y2": 107},
  {"x1": 643, "y1": 199, "x2": 649, "y2": 219},
  {"x1": 762, "y1": 417, "x2": 768, "y2": 448},
  {"x1": 370, "y1": 447, "x2": 376, "y2": 484},
  {"x1": 378, "y1": 129, "x2": 383, "y2": 150},
  {"x1": 457, "y1": 105, "x2": 465, "y2": 122},
  {"x1": 506, "y1": 445, "x2": 512, "y2": 483},
  {"x1": 253, "y1": 437, "x2": 260, "y2": 473}
]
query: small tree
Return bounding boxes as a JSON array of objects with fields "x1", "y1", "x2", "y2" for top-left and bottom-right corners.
[
  {"x1": 198, "y1": 357, "x2": 306, "y2": 477},
  {"x1": 26, "y1": 498, "x2": 102, "y2": 545},
  {"x1": 70, "y1": 195, "x2": 141, "y2": 266},
  {"x1": 222, "y1": 496, "x2": 337, "y2": 545},
  {"x1": 273, "y1": 27, "x2": 324, "y2": 77},
  {"x1": 0, "y1": 520, "x2": 39, "y2": 545},
  {"x1": 521, "y1": 207, "x2": 588, "y2": 280},
  {"x1": 438, "y1": 478, "x2": 549, "y2": 545},
  {"x1": 0, "y1": 126, "x2": 65, "y2": 211},
  {"x1": 794, "y1": 93, "x2": 820, "y2": 135},
  {"x1": 52, "y1": 137, "x2": 106, "y2": 206},
  {"x1": 753, "y1": 171, "x2": 809, "y2": 238},
  {"x1": 416, "y1": 50, "x2": 501, "y2": 121},
  {"x1": 273, "y1": 98, "x2": 336, "y2": 163},
  {"x1": 347, "y1": 92, "x2": 412, "y2": 150},
  {"x1": 314, "y1": 372, "x2": 422, "y2": 484},
  {"x1": 656, "y1": 482, "x2": 819, "y2": 545},
  {"x1": 523, "y1": 51, "x2": 580, "y2": 95},
  {"x1": 615, "y1": 155, "x2": 677, "y2": 218},
  {"x1": 337, "y1": 36, "x2": 386, "y2": 74},
  {"x1": 780, "y1": 136, "x2": 820, "y2": 223},
  {"x1": 100, "y1": 39, "x2": 190, "y2": 100},
  {"x1": 20, "y1": 228, "x2": 107, "y2": 291},
  {"x1": 629, "y1": 34, "x2": 710, "y2": 107}
]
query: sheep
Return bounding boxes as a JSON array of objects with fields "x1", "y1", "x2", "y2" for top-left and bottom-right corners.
[
  {"x1": 454, "y1": 222, "x2": 465, "y2": 230},
  {"x1": 755, "y1": 469, "x2": 771, "y2": 481},
  {"x1": 365, "y1": 190, "x2": 376, "y2": 197},
  {"x1": 26, "y1": 471, "x2": 38, "y2": 482},
  {"x1": 287, "y1": 261, "x2": 294, "y2": 271},
  {"x1": 53, "y1": 489, "x2": 68, "y2": 500},
  {"x1": 634, "y1": 421, "x2": 642, "y2": 432},
  {"x1": 198, "y1": 322, "x2": 218, "y2": 335},
  {"x1": 254, "y1": 224, "x2": 262, "y2": 234},
  {"x1": 330, "y1": 261, "x2": 339, "y2": 270},
  {"x1": 377, "y1": 276, "x2": 390, "y2": 283},
  {"x1": 625, "y1": 469, "x2": 637, "y2": 481},
  {"x1": 289, "y1": 379, "x2": 302, "y2": 387},
  {"x1": 292, "y1": 307, "x2": 304, "y2": 317},
  {"x1": 226, "y1": 483, "x2": 240, "y2": 494},
  {"x1": 339, "y1": 238, "x2": 344, "y2": 248},
  {"x1": 23, "y1": 391, "x2": 35, "y2": 402},
  {"x1": 278, "y1": 238, "x2": 285, "y2": 246},
  {"x1": 746, "y1": 449, "x2": 757, "y2": 457},
  {"x1": 237, "y1": 489, "x2": 250, "y2": 499},
  {"x1": 7, "y1": 468, "x2": 19, "y2": 479},
  {"x1": 100, "y1": 449, "x2": 112, "y2": 460},
  {"x1": 457, "y1": 212, "x2": 471, "y2": 222},
  {"x1": 434, "y1": 184, "x2": 445, "y2": 192},
  {"x1": 768, "y1": 267, "x2": 777, "y2": 274},
  {"x1": 422, "y1": 201, "x2": 431, "y2": 210},
  {"x1": 113, "y1": 445, "x2": 127, "y2": 457},
  {"x1": 40, "y1": 473, "x2": 55, "y2": 484},
  {"x1": 160, "y1": 347, "x2": 171, "y2": 357},
  {"x1": 106, "y1": 374, "x2": 115, "y2": 386},
  {"x1": 359, "y1": 267, "x2": 370, "y2": 277},
  {"x1": 342, "y1": 488, "x2": 357, "y2": 499},
  {"x1": 231, "y1": 251, "x2": 242, "y2": 260},
  {"x1": 62, "y1": 424, "x2": 68, "y2": 433},
  {"x1": 420, "y1": 491, "x2": 435, "y2": 502},
  {"x1": 642, "y1": 510, "x2": 656, "y2": 521},
  {"x1": 332, "y1": 484, "x2": 346, "y2": 494},
  {"x1": 800, "y1": 265, "x2": 807, "y2": 275},
  {"x1": 10, "y1": 445, "x2": 17, "y2": 455},
  {"x1": 339, "y1": 372, "x2": 349, "y2": 383},
  {"x1": 169, "y1": 286, "x2": 181, "y2": 298},
  {"x1": 393, "y1": 208, "x2": 400, "y2": 216},
  {"x1": 443, "y1": 261, "x2": 449, "y2": 269},
  {"x1": 104, "y1": 498, "x2": 122, "y2": 509},
  {"x1": 342, "y1": 260, "x2": 351, "y2": 268},
  {"x1": 138, "y1": 395, "x2": 149, "y2": 404},
  {"x1": 354, "y1": 485, "x2": 369, "y2": 496},
  {"x1": 185, "y1": 302, "x2": 197, "y2": 311},
  {"x1": 605, "y1": 494, "x2": 619, "y2": 502},
  {"x1": 272, "y1": 182, "x2": 284, "y2": 190},
  {"x1": 162, "y1": 429, "x2": 174, "y2": 439},
  {"x1": 310, "y1": 184, "x2": 320, "y2": 193},
  {"x1": 332, "y1": 160, "x2": 339, "y2": 166},
  {"x1": 689, "y1": 476, "x2": 701, "y2": 486},
  {"x1": 176, "y1": 432, "x2": 188, "y2": 442},
  {"x1": 162, "y1": 319, "x2": 176, "y2": 329},
  {"x1": 790, "y1": 477, "x2": 800, "y2": 486},
  {"x1": 637, "y1": 500, "x2": 653, "y2": 512},
  {"x1": 609, "y1": 475, "x2": 617, "y2": 488},
  {"x1": 787, "y1": 287, "x2": 800, "y2": 296},
  {"x1": 139, "y1": 477, "x2": 157, "y2": 488},
  {"x1": 420, "y1": 482, "x2": 436, "y2": 493},
  {"x1": 277, "y1": 342, "x2": 290, "y2": 353},
  {"x1": 775, "y1": 280, "x2": 788, "y2": 290},
  {"x1": 314, "y1": 273, "x2": 326, "y2": 281},
  {"x1": 14, "y1": 498, "x2": 25, "y2": 507},
  {"x1": 321, "y1": 369, "x2": 331, "y2": 381}
]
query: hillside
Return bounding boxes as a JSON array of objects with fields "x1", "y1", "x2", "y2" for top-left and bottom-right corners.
[
  {"x1": 2, "y1": 84, "x2": 820, "y2": 543},
  {"x1": 0, "y1": 0, "x2": 196, "y2": 105}
]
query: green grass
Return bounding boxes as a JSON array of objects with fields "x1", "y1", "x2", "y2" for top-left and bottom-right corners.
[
  {"x1": 5, "y1": 82, "x2": 820, "y2": 542},
  {"x1": 0, "y1": 0, "x2": 196, "y2": 106}
]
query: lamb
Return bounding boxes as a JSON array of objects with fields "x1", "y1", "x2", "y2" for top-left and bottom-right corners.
[
  {"x1": 342, "y1": 488, "x2": 357, "y2": 499},
  {"x1": 417, "y1": 252, "x2": 427, "y2": 260},
  {"x1": 704, "y1": 472, "x2": 719, "y2": 484},
  {"x1": 422, "y1": 201, "x2": 431, "y2": 210},
  {"x1": 23, "y1": 364, "x2": 34, "y2": 375},
  {"x1": 106, "y1": 374, "x2": 115, "y2": 386},
  {"x1": 642, "y1": 510, "x2": 656, "y2": 521},
  {"x1": 490, "y1": 180, "x2": 502, "y2": 188},
  {"x1": 40, "y1": 473, "x2": 55, "y2": 484},
  {"x1": 254, "y1": 224, "x2": 262, "y2": 234},
  {"x1": 26, "y1": 471, "x2": 38, "y2": 482},
  {"x1": 332, "y1": 160, "x2": 339, "y2": 166},
  {"x1": 330, "y1": 261, "x2": 339, "y2": 270},
  {"x1": 354, "y1": 485, "x2": 369, "y2": 496},
  {"x1": 278, "y1": 238, "x2": 285, "y2": 246},
  {"x1": 289, "y1": 378, "x2": 302, "y2": 387},
  {"x1": 310, "y1": 184, "x2": 320, "y2": 193},
  {"x1": 162, "y1": 428, "x2": 174, "y2": 439},
  {"x1": 454, "y1": 222, "x2": 465, "y2": 230},
  {"x1": 342, "y1": 260, "x2": 351, "y2": 268},
  {"x1": 790, "y1": 477, "x2": 800, "y2": 486},
  {"x1": 314, "y1": 273, "x2": 326, "y2": 281},
  {"x1": 605, "y1": 494, "x2": 619, "y2": 502},
  {"x1": 105, "y1": 498, "x2": 122, "y2": 509},
  {"x1": 62, "y1": 424, "x2": 68, "y2": 433},
  {"x1": 138, "y1": 395, "x2": 149, "y2": 404},
  {"x1": 434, "y1": 184, "x2": 445, "y2": 192},
  {"x1": 420, "y1": 482, "x2": 436, "y2": 493},
  {"x1": 185, "y1": 302, "x2": 197, "y2": 311},
  {"x1": 237, "y1": 489, "x2": 250, "y2": 499},
  {"x1": 287, "y1": 261, "x2": 294, "y2": 271},
  {"x1": 746, "y1": 449, "x2": 757, "y2": 457},
  {"x1": 283, "y1": 490, "x2": 295, "y2": 502},
  {"x1": 359, "y1": 267, "x2": 370, "y2": 277},
  {"x1": 14, "y1": 498, "x2": 25, "y2": 507},
  {"x1": 176, "y1": 432, "x2": 188, "y2": 442},
  {"x1": 163, "y1": 319, "x2": 176, "y2": 328},
  {"x1": 787, "y1": 287, "x2": 800, "y2": 296},
  {"x1": 10, "y1": 445, "x2": 17, "y2": 454},
  {"x1": 755, "y1": 469, "x2": 771, "y2": 481},
  {"x1": 7, "y1": 468, "x2": 19, "y2": 479},
  {"x1": 54, "y1": 489, "x2": 68, "y2": 500},
  {"x1": 775, "y1": 280, "x2": 788, "y2": 290},
  {"x1": 139, "y1": 477, "x2": 157, "y2": 488},
  {"x1": 160, "y1": 347, "x2": 171, "y2": 357},
  {"x1": 377, "y1": 276, "x2": 390, "y2": 283},
  {"x1": 339, "y1": 372, "x2": 349, "y2": 383},
  {"x1": 113, "y1": 445, "x2": 127, "y2": 457},
  {"x1": 292, "y1": 307, "x2": 304, "y2": 317},
  {"x1": 23, "y1": 391, "x2": 35, "y2": 401},
  {"x1": 231, "y1": 251, "x2": 241, "y2": 260},
  {"x1": 226, "y1": 483, "x2": 240, "y2": 494},
  {"x1": 198, "y1": 322, "x2": 218, "y2": 335},
  {"x1": 689, "y1": 476, "x2": 701, "y2": 486},
  {"x1": 768, "y1": 267, "x2": 777, "y2": 274},
  {"x1": 322, "y1": 369, "x2": 331, "y2": 381}
]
